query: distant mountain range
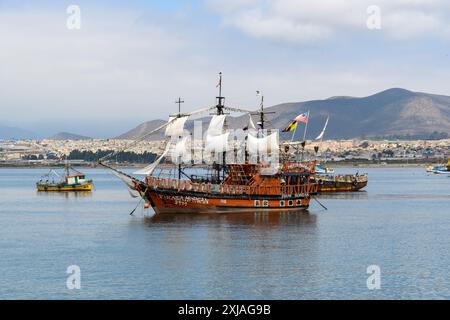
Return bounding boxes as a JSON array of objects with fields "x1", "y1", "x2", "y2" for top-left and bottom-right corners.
[
  {"x1": 116, "y1": 120, "x2": 167, "y2": 140},
  {"x1": 0, "y1": 125, "x2": 38, "y2": 140},
  {"x1": 117, "y1": 88, "x2": 450, "y2": 140},
  {"x1": 47, "y1": 132, "x2": 92, "y2": 140},
  {"x1": 265, "y1": 88, "x2": 450, "y2": 139},
  {"x1": 2, "y1": 88, "x2": 449, "y2": 141}
]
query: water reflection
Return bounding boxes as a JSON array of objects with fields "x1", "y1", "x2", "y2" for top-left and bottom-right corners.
[
  {"x1": 145, "y1": 210, "x2": 317, "y2": 228},
  {"x1": 317, "y1": 191, "x2": 368, "y2": 200},
  {"x1": 377, "y1": 193, "x2": 450, "y2": 200},
  {"x1": 36, "y1": 191, "x2": 93, "y2": 199}
]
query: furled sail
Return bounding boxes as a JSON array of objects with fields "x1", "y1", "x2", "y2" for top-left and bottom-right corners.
[
  {"x1": 165, "y1": 116, "x2": 188, "y2": 137},
  {"x1": 206, "y1": 115, "x2": 226, "y2": 136},
  {"x1": 205, "y1": 132, "x2": 230, "y2": 153},
  {"x1": 247, "y1": 132, "x2": 279, "y2": 155},
  {"x1": 315, "y1": 116, "x2": 329, "y2": 141},
  {"x1": 133, "y1": 142, "x2": 171, "y2": 175}
]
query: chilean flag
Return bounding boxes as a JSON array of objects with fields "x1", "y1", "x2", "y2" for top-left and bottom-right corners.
[{"x1": 294, "y1": 112, "x2": 308, "y2": 123}]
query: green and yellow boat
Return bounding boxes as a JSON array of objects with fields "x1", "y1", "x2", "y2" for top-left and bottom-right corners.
[{"x1": 36, "y1": 165, "x2": 93, "y2": 192}]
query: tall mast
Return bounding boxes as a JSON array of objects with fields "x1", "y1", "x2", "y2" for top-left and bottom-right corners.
[
  {"x1": 65, "y1": 161, "x2": 69, "y2": 178},
  {"x1": 215, "y1": 72, "x2": 225, "y2": 180},
  {"x1": 252, "y1": 91, "x2": 274, "y2": 135},
  {"x1": 249, "y1": 91, "x2": 275, "y2": 164},
  {"x1": 176, "y1": 97, "x2": 184, "y2": 116},
  {"x1": 259, "y1": 94, "x2": 265, "y2": 130},
  {"x1": 175, "y1": 97, "x2": 184, "y2": 180}
]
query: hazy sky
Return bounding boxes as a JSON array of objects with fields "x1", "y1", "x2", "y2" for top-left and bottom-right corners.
[{"x1": 1, "y1": 0, "x2": 450, "y2": 137}]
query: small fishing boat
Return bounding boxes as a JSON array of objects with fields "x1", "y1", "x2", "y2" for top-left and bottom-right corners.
[
  {"x1": 314, "y1": 162, "x2": 366, "y2": 192},
  {"x1": 314, "y1": 173, "x2": 368, "y2": 192},
  {"x1": 309, "y1": 117, "x2": 367, "y2": 192},
  {"x1": 426, "y1": 159, "x2": 450, "y2": 174},
  {"x1": 36, "y1": 165, "x2": 93, "y2": 192}
]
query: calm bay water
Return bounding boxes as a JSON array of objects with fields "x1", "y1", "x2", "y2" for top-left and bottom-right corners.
[{"x1": 0, "y1": 167, "x2": 449, "y2": 299}]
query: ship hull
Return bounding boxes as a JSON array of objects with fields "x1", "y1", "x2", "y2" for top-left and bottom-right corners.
[
  {"x1": 122, "y1": 161, "x2": 319, "y2": 215},
  {"x1": 142, "y1": 188, "x2": 311, "y2": 214},
  {"x1": 316, "y1": 174, "x2": 368, "y2": 193},
  {"x1": 318, "y1": 181, "x2": 367, "y2": 192},
  {"x1": 36, "y1": 181, "x2": 93, "y2": 192}
]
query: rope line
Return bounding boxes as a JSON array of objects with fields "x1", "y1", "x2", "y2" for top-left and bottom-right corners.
[{"x1": 98, "y1": 106, "x2": 217, "y2": 163}]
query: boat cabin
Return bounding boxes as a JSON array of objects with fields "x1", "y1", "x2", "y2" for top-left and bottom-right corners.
[{"x1": 66, "y1": 174, "x2": 86, "y2": 185}]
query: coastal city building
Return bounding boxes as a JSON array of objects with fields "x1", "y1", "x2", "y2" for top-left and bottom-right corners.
[{"x1": 1, "y1": 138, "x2": 449, "y2": 166}]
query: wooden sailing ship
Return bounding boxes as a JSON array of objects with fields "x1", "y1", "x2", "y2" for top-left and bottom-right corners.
[
  {"x1": 101, "y1": 74, "x2": 318, "y2": 214},
  {"x1": 132, "y1": 162, "x2": 317, "y2": 214},
  {"x1": 36, "y1": 164, "x2": 93, "y2": 192}
]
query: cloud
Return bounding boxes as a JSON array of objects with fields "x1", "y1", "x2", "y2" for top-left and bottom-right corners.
[
  {"x1": 1, "y1": 1, "x2": 449, "y2": 137},
  {"x1": 205, "y1": 0, "x2": 260, "y2": 13},
  {"x1": 205, "y1": 0, "x2": 450, "y2": 43},
  {"x1": 226, "y1": 7, "x2": 333, "y2": 42},
  {"x1": 0, "y1": 5, "x2": 203, "y2": 126}
]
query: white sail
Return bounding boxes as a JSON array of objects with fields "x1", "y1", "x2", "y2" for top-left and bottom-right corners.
[
  {"x1": 247, "y1": 132, "x2": 279, "y2": 155},
  {"x1": 205, "y1": 132, "x2": 230, "y2": 153},
  {"x1": 315, "y1": 116, "x2": 329, "y2": 140},
  {"x1": 206, "y1": 115, "x2": 226, "y2": 136},
  {"x1": 133, "y1": 143, "x2": 171, "y2": 175},
  {"x1": 171, "y1": 136, "x2": 191, "y2": 163},
  {"x1": 165, "y1": 116, "x2": 188, "y2": 137}
]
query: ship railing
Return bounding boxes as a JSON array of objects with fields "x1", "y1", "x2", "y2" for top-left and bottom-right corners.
[
  {"x1": 145, "y1": 176, "x2": 318, "y2": 196},
  {"x1": 281, "y1": 185, "x2": 307, "y2": 196},
  {"x1": 282, "y1": 161, "x2": 317, "y2": 173}
]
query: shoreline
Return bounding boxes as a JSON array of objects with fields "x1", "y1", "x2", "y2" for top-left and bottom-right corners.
[{"x1": 0, "y1": 160, "x2": 445, "y2": 169}]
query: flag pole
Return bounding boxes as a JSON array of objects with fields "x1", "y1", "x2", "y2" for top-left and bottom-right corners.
[
  {"x1": 291, "y1": 122, "x2": 298, "y2": 142},
  {"x1": 301, "y1": 110, "x2": 310, "y2": 161},
  {"x1": 302, "y1": 110, "x2": 310, "y2": 142}
]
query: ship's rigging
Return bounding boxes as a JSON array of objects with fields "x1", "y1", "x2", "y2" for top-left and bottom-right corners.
[
  {"x1": 99, "y1": 73, "x2": 320, "y2": 214},
  {"x1": 99, "y1": 72, "x2": 259, "y2": 186}
]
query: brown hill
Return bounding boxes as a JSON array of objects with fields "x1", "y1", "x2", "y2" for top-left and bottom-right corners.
[
  {"x1": 116, "y1": 120, "x2": 167, "y2": 140},
  {"x1": 117, "y1": 88, "x2": 450, "y2": 140}
]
